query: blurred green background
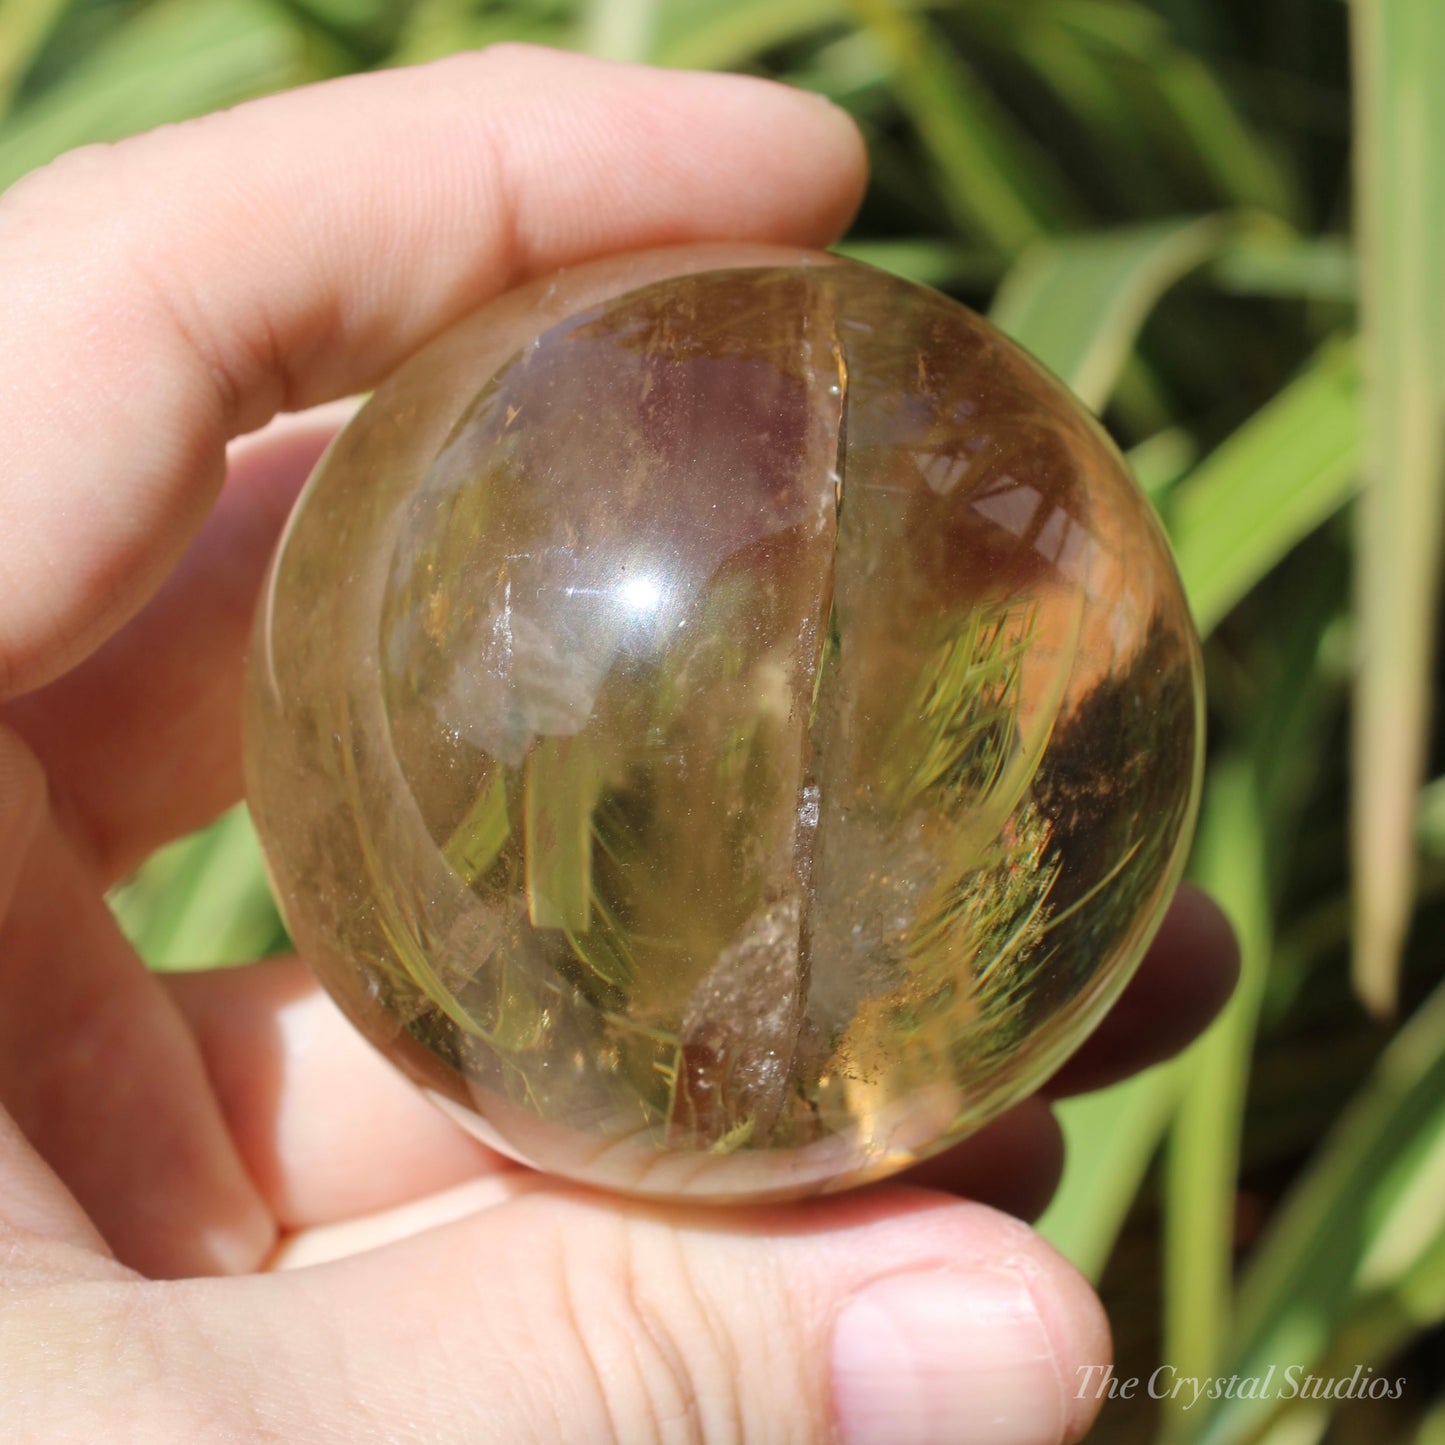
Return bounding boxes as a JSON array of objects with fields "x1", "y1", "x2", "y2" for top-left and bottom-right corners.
[{"x1": 6, "y1": 0, "x2": 1444, "y2": 1439}]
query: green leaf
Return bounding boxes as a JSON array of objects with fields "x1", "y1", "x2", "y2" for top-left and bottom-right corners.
[
  {"x1": 1211, "y1": 234, "x2": 1357, "y2": 304},
  {"x1": 842, "y1": 0, "x2": 1074, "y2": 251},
  {"x1": 1037, "y1": 1063, "x2": 1186, "y2": 1280},
  {"x1": 1145, "y1": 48, "x2": 1299, "y2": 219},
  {"x1": 390, "y1": 3, "x2": 572, "y2": 66},
  {"x1": 1194, "y1": 975, "x2": 1445, "y2": 1444},
  {"x1": 969, "y1": 0, "x2": 1299, "y2": 218},
  {"x1": 0, "y1": 0, "x2": 305, "y2": 190},
  {"x1": 524, "y1": 735, "x2": 603, "y2": 933},
  {"x1": 652, "y1": 0, "x2": 842, "y2": 70},
  {"x1": 1349, "y1": 0, "x2": 1445, "y2": 1017},
  {"x1": 582, "y1": 0, "x2": 658, "y2": 61},
  {"x1": 989, "y1": 214, "x2": 1232, "y2": 411},
  {"x1": 110, "y1": 806, "x2": 286, "y2": 971},
  {"x1": 0, "y1": 0, "x2": 72, "y2": 118},
  {"x1": 1161, "y1": 757, "x2": 1271, "y2": 1425},
  {"x1": 834, "y1": 237, "x2": 1000, "y2": 290},
  {"x1": 1418, "y1": 775, "x2": 1445, "y2": 861},
  {"x1": 444, "y1": 773, "x2": 511, "y2": 885},
  {"x1": 1415, "y1": 1394, "x2": 1445, "y2": 1445},
  {"x1": 1166, "y1": 339, "x2": 1361, "y2": 637},
  {"x1": 1127, "y1": 426, "x2": 1199, "y2": 502}
]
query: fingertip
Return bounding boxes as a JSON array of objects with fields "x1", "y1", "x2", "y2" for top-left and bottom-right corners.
[
  {"x1": 1021, "y1": 1244, "x2": 1113, "y2": 1443},
  {"x1": 497, "y1": 48, "x2": 870, "y2": 254},
  {"x1": 682, "y1": 69, "x2": 869, "y2": 245},
  {"x1": 816, "y1": 1195, "x2": 1111, "y2": 1445},
  {"x1": 1168, "y1": 882, "x2": 1243, "y2": 998},
  {"x1": 478, "y1": 46, "x2": 869, "y2": 248}
]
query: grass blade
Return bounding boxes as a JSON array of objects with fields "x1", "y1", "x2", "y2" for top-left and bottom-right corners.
[
  {"x1": 1194, "y1": 975, "x2": 1445, "y2": 1444},
  {"x1": 834, "y1": 237, "x2": 999, "y2": 290},
  {"x1": 1037, "y1": 1064, "x2": 1185, "y2": 1280},
  {"x1": 583, "y1": 0, "x2": 657, "y2": 61},
  {"x1": 1166, "y1": 339, "x2": 1361, "y2": 637},
  {"x1": 843, "y1": 0, "x2": 1074, "y2": 251},
  {"x1": 653, "y1": 0, "x2": 842, "y2": 71},
  {"x1": 391, "y1": 1, "x2": 571, "y2": 65},
  {"x1": 0, "y1": 0, "x2": 71, "y2": 117},
  {"x1": 1126, "y1": 426, "x2": 1199, "y2": 502},
  {"x1": 1349, "y1": 0, "x2": 1445, "y2": 1017},
  {"x1": 1416, "y1": 1395, "x2": 1445, "y2": 1445},
  {"x1": 989, "y1": 214, "x2": 1232, "y2": 411},
  {"x1": 111, "y1": 806, "x2": 286, "y2": 971},
  {"x1": 0, "y1": 0, "x2": 305, "y2": 190},
  {"x1": 967, "y1": 0, "x2": 1298, "y2": 218},
  {"x1": 1146, "y1": 48, "x2": 1299, "y2": 219},
  {"x1": 1211, "y1": 234, "x2": 1356, "y2": 304},
  {"x1": 1161, "y1": 757, "x2": 1271, "y2": 1426}
]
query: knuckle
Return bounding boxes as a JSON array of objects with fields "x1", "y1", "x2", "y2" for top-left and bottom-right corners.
[{"x1": 544, "y1": 1210, "x2": 801, "y2": 1445}]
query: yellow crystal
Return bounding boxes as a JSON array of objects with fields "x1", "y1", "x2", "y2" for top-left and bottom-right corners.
[{"x1": 244, "y1": 245, "x2": 1203, "y2": 1200}]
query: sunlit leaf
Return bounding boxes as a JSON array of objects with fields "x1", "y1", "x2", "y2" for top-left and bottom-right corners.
[
  {"x1": 1167, "y1": 339, "x2": 1361, "y2": 637},
  {"x1": 843, "y1": 0, "x2": 1074, "y2": 251},
  {"x1": 583, "y1": 0, "x2": 657, "y2": 60},
  {"x1": 1349, "y1": 0, "x2": 1445, "y2": 1017},
  {"x1": 1212, "y1": 233, "x2": 1357, "y2": 303},
  {"x1": 1038, "y1": 1065, "x2": 1185, "y2": 1280},
  {"x1": 0, "y1": 0, "x2": 71, "y2": 118},
  {"x1": 111, "y1": 806, "x2": 286, "y2": 971},
  {"x1": 1161, "y1": 758, "x2": 1271, "y2": 1413},
  {"x1": 834, "y1": 237, "x2": 999, "y2": 290},
  {"x1": 653, "y1": 0, "x2": 842, "y2": 70},
  {"x1": 990, "y1": 214, "x2": 1232, "y2": 411},
  {"x1": 1195, "y1": 976, "x2": 1445, "y2": 1443},
  {"x1": 1127, "y1": 426, "x2": 1198, "y2": 502},
  {"x1": 0, "y1": 0, "x2": 305, "y2": 190}
]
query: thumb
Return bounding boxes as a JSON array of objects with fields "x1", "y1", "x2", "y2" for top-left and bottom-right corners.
[{"x1": 180, "y1": 1188, "x2": 1110, "y2": 1444}]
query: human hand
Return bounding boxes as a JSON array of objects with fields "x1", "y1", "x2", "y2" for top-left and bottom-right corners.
[{"x1": 0, "y1": 48, "x2": 1237, "y2": 1443}]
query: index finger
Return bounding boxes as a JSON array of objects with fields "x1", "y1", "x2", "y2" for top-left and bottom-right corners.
[{"x1": 0, "y1": 46, "x2": 866, "y2": 699}]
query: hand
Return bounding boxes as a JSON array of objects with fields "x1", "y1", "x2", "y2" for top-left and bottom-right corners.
[{"x1": 0, "y1": 48, "x2": 1237, "y2": 1443}]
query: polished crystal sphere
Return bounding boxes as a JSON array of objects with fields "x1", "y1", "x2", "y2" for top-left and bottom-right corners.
[{"x1": 245, "y1": 245, "x2": 1203, "y2": 1200}]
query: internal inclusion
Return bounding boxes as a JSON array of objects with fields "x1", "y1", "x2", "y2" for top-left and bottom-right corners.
[{"x1": 365, "y1": 265, "x2": 1155, "y2": 1165}]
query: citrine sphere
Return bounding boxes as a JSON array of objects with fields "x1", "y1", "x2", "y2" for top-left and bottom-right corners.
[{"x1": 245, "y1": 245, "x2": 1203, "y2": 1200}]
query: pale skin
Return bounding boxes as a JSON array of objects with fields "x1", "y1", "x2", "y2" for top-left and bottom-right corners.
[{"x1": 0, "y1": 47, "x2": 1238, "y2": 1444}]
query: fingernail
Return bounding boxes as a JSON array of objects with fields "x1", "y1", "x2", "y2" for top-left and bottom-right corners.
[{"x1": 832, "y1": 1269, "x2": 1064, "y2": 1445}]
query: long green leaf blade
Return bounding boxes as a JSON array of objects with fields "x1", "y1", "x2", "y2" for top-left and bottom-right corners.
[
  {"x1": 1350, "y1": 0, "x2": 1445, "y2": 1016},
  {"x1": 583, "y1": 0, "x2": 658, "y2": 60},
  {"x1": 843, "y1": 0, "x2": 1073, "y2": 251},
  {"x1": 653, "y1": 0, "x2": 842, "y2": 70},
  {"x1": 112, "y1": 806, "x2": 286, "y2": 971},
  {"x1": 1195, "y1": 974, "x2": 1445, "y2": 1443},
  {"x1": 1161, "y1": 758, "x2": 1271, "y2": 1431},
  {"x1": 0, "y1": 0, "x2": 304, "y2": 190},
  {"x1": 990, "y1": 214, "x2": 1231, "y2": 411},
  {"x1": 1037, "y1": 1064, "x2": 1185, "y2": 1280},
  {"x1": 0, "y1": 0, "x2": 71, "y2": 117},
  {"x1": 1167, "y1": 340, "x2": 1361, "y2": 637}
]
